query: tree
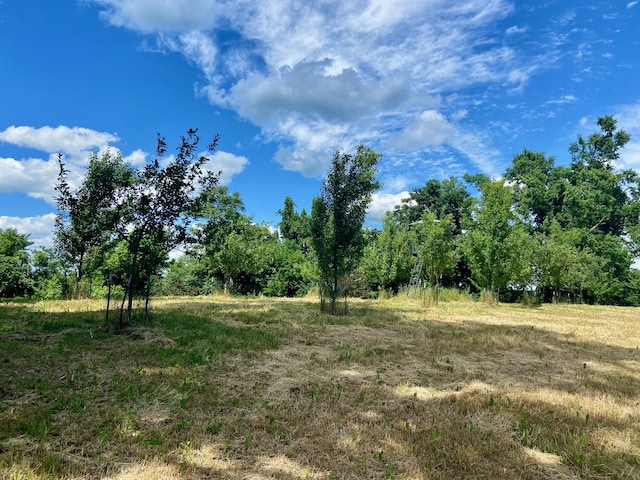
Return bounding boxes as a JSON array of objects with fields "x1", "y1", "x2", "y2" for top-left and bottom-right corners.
[
  {"x1": 358, "y1": 213, "x2": 412, "y2": 295},
  {"x1": 264, "y1": 240, "x2": 314, "y2": 297},
  {"x1": 411, "y1": 213, "x2": 457, "y2": 303},
  {"x1": 460, "y1": 175, "x2": 519, "y2": 301},
  {"x1": 0, "y1": 228, "x2": 33, "y2": 298},
  {"x1": 31, "y1": 247, "x2": 68, "y2": 299},
  {"x1": 311, "y1": 146, "x2": 381, "y2": 314},
  {"x1": 392, "y1": 177, "x2": 472, "y2": 234},
  {"x1": 116, "y1": 129, "x2": 220, "y2": 325},
  {"x1": 505, "y1": 149, "x2": 564, "y2": 232},
  {"x1": 55, "y1": 150, "x2": 134, "y2": 298}
]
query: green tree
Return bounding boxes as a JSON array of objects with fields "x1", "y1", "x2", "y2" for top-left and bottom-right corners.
[
  {"x1": 411, "y1": 213, "x2": 457, "y2": 302},
  {"x1": 55, "y1": 150, "x2": 135, "y2": 298},
  {"x1": 31, "y1": 247, "x2": 68, "y2": 299},
  {"x1": 116, "y1": 129, "x2": 220, "y2": 325},
  {"x1": 392, "y1": 177, "x2": 472, "y2": 234},
  {"x1": 505, "y1": 149, "x2": 565, "y2": 232},
  {"x1": 311, "y1": 146, "x2": 381, "y2": 314},
  {"x1": 277, "y1": 196, "x2": 307, "y2": 242},
  {"x1": 0, "y1": 228, "x2": 33, "y2": 298},
  {"x1": 358, "y1": 213, "x2": 412, "y2": 294},
  {"x1": 264, "y1": 240, "x2": 314, "y2": 297},
  {"x1": 461, "y1": 175, "x2": 519, "y2": 301}
]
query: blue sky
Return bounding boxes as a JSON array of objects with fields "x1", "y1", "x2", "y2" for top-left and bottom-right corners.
[{"x1": 1, "y1": 0, "x2": 640, "y2": 249}]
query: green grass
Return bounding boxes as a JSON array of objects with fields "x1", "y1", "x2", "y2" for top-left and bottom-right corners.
[{"x1": 0, "y1": 296, "x2": 638, "y2": 479}]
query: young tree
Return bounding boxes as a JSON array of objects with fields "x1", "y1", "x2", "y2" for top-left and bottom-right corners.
[
  {"x1": 358, "y1": 213, "x2": 412, "y2": 294},
  {"x1": 311, "y1": 146, "x2": 381, "y2": 314},
  {"x1": 117, "y1": 129, "x2": 220, "y2": 325},
  {"x1": 0, "y1": 228, "x2": 33, "y2": 298},
  {"x1": 411, "y1": 213, "x2": 457, "y2": 303},
  {"x1": 460, "y1": 175, "x2": 518, "y2": 301},
  {"x1": 55, "y1": 150, "x2": 134, "y2": 298}
]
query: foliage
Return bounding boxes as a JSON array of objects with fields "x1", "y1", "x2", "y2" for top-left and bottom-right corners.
[
  {"x1": 0, "y1": 228, "x2": 33, "y2": 297},
  {"x1": 311, "y1": 146, "x2": 381, "y2": 314},
  {"x1": 460, "y1": 175, "x2": 523, "y2": 299},
  {"x1": 278, "y1": 196, "x2": 310, "y2": 244},
  {"x1": 55, "y1": 150, "x2": 135, "y2": 298},
  {"x1": 411, "y1": 213, "x2": 458, "y2": 302},
  {"x1": 264, "y1": 240, "x2": 314, "y2": 297},
  {"x1": 358, "y1": 214, "x2": 412, "y2": 294},
  {"x1": 31, "y1": 248, "x2": 68, "y2": 299}
]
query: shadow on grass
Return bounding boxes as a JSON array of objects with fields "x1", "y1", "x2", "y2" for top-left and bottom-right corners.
[{"x1": 1, "y1": 299, "x2": 638, "y2": 479}]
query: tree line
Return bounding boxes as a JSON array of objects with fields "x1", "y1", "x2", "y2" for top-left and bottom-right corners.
[{"x1": 2, "y1": 115, "x2": 639, "y2": 317}]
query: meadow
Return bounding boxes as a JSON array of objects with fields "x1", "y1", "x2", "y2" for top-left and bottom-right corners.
[{"x1": 1, "y1": 295, "x2": 639, "y2": 479}]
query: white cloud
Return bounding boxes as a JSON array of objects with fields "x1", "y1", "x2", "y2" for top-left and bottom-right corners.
[
  {"x1": 88, "y1": 0, "x2": 552, "y2": 178},
  {"x1": 202, "y1": 150, "x2": 249, "y2": 185},
  {"x1": 274, "y1": 146, "x2": 332, "y2": 178},
  {"x1": 366, "y1": 191, "x2": 411, "y2": 224},
  {"x1": 546, "y1": 95, "x2": 578, "y2": 105},
  {"x1": 122, "y1": 148, "x2": 147, "y2": 166},
  {"x1": 0, "y1": 156, "x2": 61, "y2": 202},
  {"x1": 0, "y1": 126, "x2": 124, "y2": 204},
  {"x1": 90, "y1": 0, "x2": 222, "y2": 33},
  {"x1": 615, "y1": 103, "x2": 640, "y2": 171},
  {"x1": 155, "y1": 31, "x2": 219, "y2": 79},
  {"x1": 628, "y1": 1, "x2": 638, "y2": 8},
  {"x1": 216, "y1": 60, "x2": 421, "y2": 126},
  {"x1": 0, "y1": 125, "x2": 117, "y2": 157},
  {"x1": 393, "y1": 110, "x2": 456, "y2": 150},
  {"x1": 0, "y1": 214, "x2": 57, "y2": 250},
  {"x1": 506, "y1": 25, "x2": 527, "y2": 35}
]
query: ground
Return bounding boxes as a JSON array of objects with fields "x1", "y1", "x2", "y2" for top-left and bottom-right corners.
[{"x1": 1, "y1": 295, "x2": 639, "y2": 479}]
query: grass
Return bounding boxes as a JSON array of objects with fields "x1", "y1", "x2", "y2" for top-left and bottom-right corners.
[{"x1": 0, "y1": 295, "x2": 639, "y2": 479}]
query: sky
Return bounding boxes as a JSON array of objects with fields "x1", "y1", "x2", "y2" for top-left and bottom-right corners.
[{"x1": 1, "y1": 0, "x2": 640, "y2": 250}]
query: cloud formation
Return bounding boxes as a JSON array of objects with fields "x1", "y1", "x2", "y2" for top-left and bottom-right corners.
[
  {"x1": 89, "y1": 0, "x2": 552, "y2": 183},
  {"x1": 0, "y1": 125, "x2": 121, "y2": 203},
  {"x1": 0, "y1": 214, "x2": 57, "y2": 250},
  {"x1": 0, "y1": 125, "x2": 117, "y2": 157}
]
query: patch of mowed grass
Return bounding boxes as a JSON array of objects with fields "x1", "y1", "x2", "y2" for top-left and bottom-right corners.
[
  {"x1": 0, "y1": 299, "x2": 281, "y2": 478},
  {"x1": 1, "y1": 296, "x2": 639, "y2": 479}
]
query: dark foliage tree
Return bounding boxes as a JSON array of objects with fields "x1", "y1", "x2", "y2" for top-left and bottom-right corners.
[
  {"x1": 311, "y1": 146, "x2": 381, "y2": 314},
  {"x1": 505, "y1": 149, "x2": 565, "y2": 232},
  {"x1": 116, "y1": 129, "x2": 220, "y2": 325},
  {"x1": 55, "y1": 150, "x2": 135, "y2": 298},
  {"x1": 392, "y1": 177, "x2": 472, "y2": 234}
]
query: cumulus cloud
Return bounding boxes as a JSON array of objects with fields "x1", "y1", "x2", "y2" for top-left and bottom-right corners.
[
  {"x1": 202, "y1": 150, "x2": 249, "y2": 185},
  {"x1": 0, "y1": 125, "x2": 117, "y2": 157},
  {"x1": 393, "y1": 110, "x2": 456, "y2": 150},
  {"x1": 0, "y1": 156, "x2": 61, "y2": 202},
  {"x1": 0, "y1": 125, "x2": 123, "y2": 204},
  {"x1": 87, "y1": 0, "x2": 554, "y2": 178},
  {"x1": 366, "y1": 191, "x2": 411, "y2": 224},
  {"x1": 0, "y1": 214, "x2": 57, "y2": 250}
]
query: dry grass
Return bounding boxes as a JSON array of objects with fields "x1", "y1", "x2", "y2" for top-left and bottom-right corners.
[{"x1": 1, "y1": 295, "x2": 639, "y2": 479}]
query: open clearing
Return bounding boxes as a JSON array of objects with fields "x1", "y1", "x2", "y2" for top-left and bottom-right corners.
[{"x1": 1, "y1": 296, "x2": 639, "y2": 479}]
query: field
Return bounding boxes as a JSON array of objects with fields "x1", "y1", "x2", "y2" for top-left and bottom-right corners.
[{"x1": 1, "y1": 295, "x2": 639, "y2": 479}]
